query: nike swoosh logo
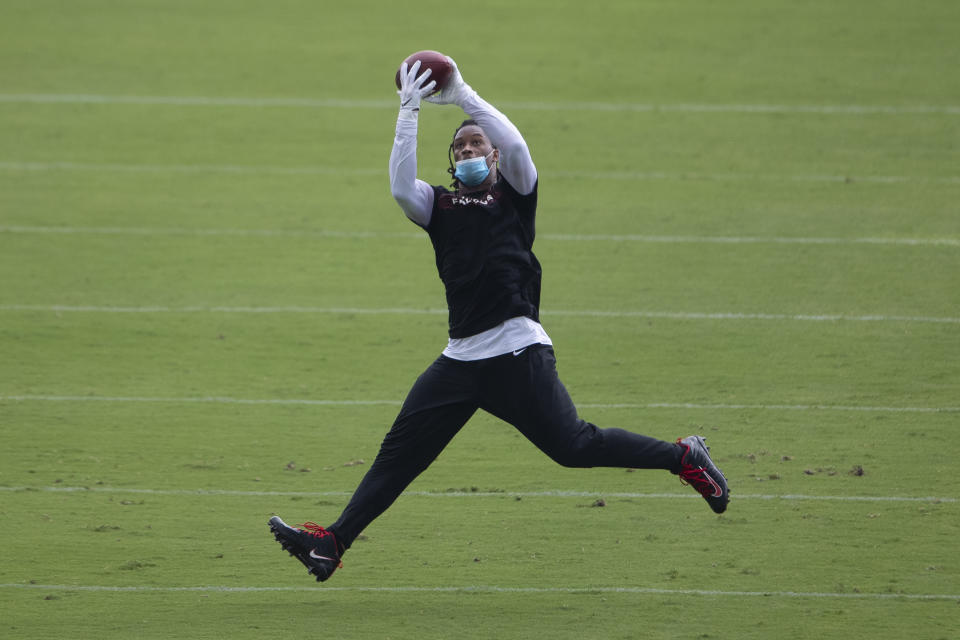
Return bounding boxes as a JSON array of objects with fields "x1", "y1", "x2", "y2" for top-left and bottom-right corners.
[
  {"x1": 402, "y1": 98, "x2": 412, "y2": 106},
  {"x1": 705, "y1": 473, "x2": 723, "y2": 497},
  {"x1": 309, "y1": 549, "x2": 337, "y2": 562},
  {"x1": 512, "y1": 348, "x2": 527, "y2": 356}
]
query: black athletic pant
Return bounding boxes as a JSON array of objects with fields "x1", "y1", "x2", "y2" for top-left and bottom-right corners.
[{"x1": 328, "y1": 344, "x2": 682, "y2": 549}]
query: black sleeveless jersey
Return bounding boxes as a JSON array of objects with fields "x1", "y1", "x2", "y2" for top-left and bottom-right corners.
[{"x1": 423, "y1": 178, "x2": 542, "y2": 339}]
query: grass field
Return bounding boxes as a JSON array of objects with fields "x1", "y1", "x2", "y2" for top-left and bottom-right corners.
[{"x1": 1, "y1": 1, "x2": 959, "y2": 638}]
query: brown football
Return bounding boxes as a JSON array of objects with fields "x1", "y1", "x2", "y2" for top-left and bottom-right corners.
[{"x1": 394, "y1": 50, "x2": 453, "y2": 95}]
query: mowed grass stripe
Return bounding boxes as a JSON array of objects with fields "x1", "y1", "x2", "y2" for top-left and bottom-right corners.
[
  {"x1": 0, "y1": 486, "x2": 953, "y2": 503},
  {"x1": 2, "y1": 394, "x2": 958, "y2": 413},
  {"x1": 3, "y1": 224, "x2": 958, "y2": 247},
  {"x1": 3, "y1": 161, "x2": 959, "y2": 186},
  {"x1": 1, "y1": 304, "x2": 956, "y2": 324},
  {"x1": 1, "y1": 93, "x2": 959, "y2": 115},
  {"x1": 1, "y1": 582, "x2": 957, "y2": 601}
]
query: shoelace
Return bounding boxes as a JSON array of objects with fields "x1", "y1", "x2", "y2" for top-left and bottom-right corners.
[
  {"x1": 299, "y1": 522, "x2": 334, "y2": 539},
  {"x1": 679, "y1": 466, "x2": 721, "y2": 498}
]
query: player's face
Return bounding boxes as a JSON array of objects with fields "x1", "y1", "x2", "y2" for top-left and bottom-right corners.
[{"x1": 453, "y1": 125, "x2": 498, "y2": 164}]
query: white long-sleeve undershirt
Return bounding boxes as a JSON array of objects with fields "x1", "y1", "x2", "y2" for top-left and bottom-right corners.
[
  {"x1": 388, "y1": 91, "x2": 549, "y2": 359},
  {"x1": 388, "y1": 91, "x2": 538, "y2": 228}
]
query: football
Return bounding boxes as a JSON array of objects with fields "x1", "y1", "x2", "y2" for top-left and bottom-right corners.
[{"x1": 394, "y1": 50, "x2": 453, "y2": 95}]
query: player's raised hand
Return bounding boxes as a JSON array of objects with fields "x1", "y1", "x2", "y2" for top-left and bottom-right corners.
[
  {"x1": 397, "y1": 60, "x2": 437, "y2": 115},
  {"x1": 424, "y1": 56, "x2": 473, "y2": 106}
]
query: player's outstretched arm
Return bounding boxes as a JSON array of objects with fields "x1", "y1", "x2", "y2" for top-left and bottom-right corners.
[
  {"x1": 390, "y1": 61, "x2": 437, "y2": 227},
  {"x1": 426, "y1": 57, "x2": 537, "y2": 196}
]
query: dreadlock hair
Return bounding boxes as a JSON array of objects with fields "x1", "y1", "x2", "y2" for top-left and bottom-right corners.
[{"x1": 447, "y1": 119, "x2": 498, "y2": 190}]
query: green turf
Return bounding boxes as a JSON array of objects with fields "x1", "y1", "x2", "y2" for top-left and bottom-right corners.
[{"x1": 1, "y1": 0, "x2": 959, "y2": 638}]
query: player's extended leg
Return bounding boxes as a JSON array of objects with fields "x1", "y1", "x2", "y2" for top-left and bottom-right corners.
[
  {"x1": 269, "y1": 393, "x2": 476, "y2": 583},
  {"x1": 479, "y1": 345, "x2": 681, "y2": 470},
  {"x1": 269, "y1": 355, "x2": 480, "y2": 580},
  {"x1": 327, "y1": 398, "x2": 477, "y2": 550},
  {"x1": 479, "y1": 345, "x2": 729, "y2": 512}
]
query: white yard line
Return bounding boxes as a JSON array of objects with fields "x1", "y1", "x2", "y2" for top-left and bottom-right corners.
[
  {"x1": 0, "y1": 160, "x2": 383, "y2": 176},
  {"x1": 0, "y1": 582, "x2": 956, "y2": 601},
  {"x1": 2, "y1": 93, "x2": 958, "y2": 115},
  {"x1": 2, "y1": 223, "x2": 958, "y2": 247},
  {"x1": 0, "y1": 395, "x2": 402, "y2": 406},
  {"x1": 0, "y1": 225, "x2": 423, "y2": 240},
  {"x1": 2, "y1": 395, "x2": 958, "y2": 413},
  {"x1": 2, "y1": 160, "x2": 959, "y2": 186},
  {"x1": 1, "y1": 305, "x2": 957, "y2": 324},
  {"x1": 0, "y1": 485, "x2": 954, "y2": 503}
]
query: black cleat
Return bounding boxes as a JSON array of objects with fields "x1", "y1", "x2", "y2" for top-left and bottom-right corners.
[
  {"x1": 676, "y1": 435, "x2": 730, "y2": 514},
  {"x1": 268, "y1": 516, "x2": 342, "y2": 582}
]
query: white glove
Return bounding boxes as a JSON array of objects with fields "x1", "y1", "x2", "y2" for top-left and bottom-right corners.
[
  {"x1": 424, "y1": 56, "x2": 475, "y2": 106},
  {"x1": 397, "y1": 60, "x2": 437, "y2": 119}
]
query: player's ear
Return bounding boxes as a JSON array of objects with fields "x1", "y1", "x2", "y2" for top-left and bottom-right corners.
[{"x1": 491, "y1": 148, "x2": 500, "y2": 164}]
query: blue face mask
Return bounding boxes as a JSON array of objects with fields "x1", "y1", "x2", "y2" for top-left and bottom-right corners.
[{"x1": 454, "y1": 151, "x2": 494, "y2": 187}]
